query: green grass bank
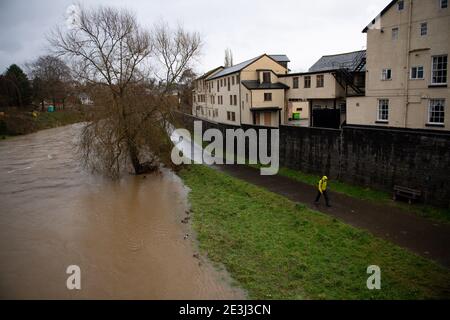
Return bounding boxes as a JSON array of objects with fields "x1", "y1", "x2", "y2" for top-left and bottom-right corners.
[{"x1": 180, "y1": 165, "x2": 450, "y2": 300}]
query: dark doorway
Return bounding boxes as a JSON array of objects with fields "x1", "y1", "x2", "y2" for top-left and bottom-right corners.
[{"x1": 312, "y1": 109, "x2": 340, "y2": 129}]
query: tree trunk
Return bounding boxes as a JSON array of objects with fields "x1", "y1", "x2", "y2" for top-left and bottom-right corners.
[{"x1": 128, "y1": 142, "x2": 157, "y2": 175}]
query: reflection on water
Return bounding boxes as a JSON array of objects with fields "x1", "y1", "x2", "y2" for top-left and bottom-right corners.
[{"x1": 0, "y1": 124, "x2": 244, "y2": 299}]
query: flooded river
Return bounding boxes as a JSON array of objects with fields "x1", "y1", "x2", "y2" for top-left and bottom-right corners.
[{"x1": 0, "y1": 124, "x2": 244, "y2": 299}]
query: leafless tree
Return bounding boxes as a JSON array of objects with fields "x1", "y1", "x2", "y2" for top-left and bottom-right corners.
[
  {"x1": 28, "y1": 55, "x2": 72, "y2": 109},
  {"x1": 49, "y1": 5, "x2": 201, "y2": 178},
  {"x1": 153, "y1": 22, "x2": 201, "y2": 93}
]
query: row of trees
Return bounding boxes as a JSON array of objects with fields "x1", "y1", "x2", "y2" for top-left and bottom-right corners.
[{"x1": 0, "y1": 56, "x2": 73, "y2": 109}]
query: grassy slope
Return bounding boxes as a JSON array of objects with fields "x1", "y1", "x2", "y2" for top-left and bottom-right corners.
[
  {"x1": 180, "y1": 165, "x2": 450, "y2": 300},
  {"x1": 33, "y1": 111, "x2": 85, "y2": 130},
  {"x1": 0, "y1": 110, "x2": 84, "y2": 137},
  {"x1": 275, "y1": 167, "x2": 450, "y2": 224}
]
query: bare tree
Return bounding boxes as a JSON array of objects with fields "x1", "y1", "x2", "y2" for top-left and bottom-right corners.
[
  {"x1": 153, "y1": 22, "x2": 201, "y2": 93},
  {"x1": 28, "y1": 55, "x2": 72, "y2": 109},
  {"x1": 49, "y1": 5, "x2": 201, "y2": 178}
]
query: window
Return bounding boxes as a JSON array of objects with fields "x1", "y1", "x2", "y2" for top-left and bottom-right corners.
[
  {"x1": 293, "y1": 77, "x2": 299, "y2": 89},
  {"x1": 382, "y1": 68, "x2": 392, "y2": 80},
  {"x1": 410, "y1": 66, "x2": 424, "y2": 79},
  {"x1": 230, "y1": 95, "x2": 233, "y2": 105},
  {"x1": 441, "y1": 0, "x2": 448, "y2": 9},
  {"x1": 217, "y1": 81, "x2": 219, "y2": 92},
  {"x1": 316, "y1": 75, "x2": 324, "y2": 88},
  {"x1": 227, "y1": 111, "x2": 236, "y2": 122},
  {"x1": 377, "y1": 99, "x2": 389, "y2": 122},
  {"x1": 193, "y1": 95, "x2": 196, "y2": 103},
  {"x1": 392, "y1": 27, "x2": 399, "y2": 40},
  {"x1": 227, "y1": 78, "x2": 230, "y2": 91},
  {"x1": 264, "y1": 93, "x2": 272, "y2": 101},
  {"x1": 429, "y1": 99, "x2": 445, "y2": 124},
  {"x1": 420, "y1": 22, "x2": 427, "y2": 36},
  {"x1": 232, "y1": 76, "x2": 235, "y2": 85},
  {"x1": 263, "y1": 72, "x2": 271, "y2": 83},
  {"x1": 432, "y1": 55, "x2": 448, "y2": 84},
  {"x1": 233, "y1": 95, "x2": 237, "y2": 106},
  {"x1": 246, "y1": 93, "x2": 249, "y2": 103},
  {"x1": 220, "y1": 79, "x2": 223, "y2": 87},
  {"x1": 304, "y1": 76, "x2": 311, "y2": 88},
  {"x1": 236, "y1": 74, "x2": 240, "y2": 83},
  {"x1": 398, "y1": 0, "x2": 404, "y2": 10}
]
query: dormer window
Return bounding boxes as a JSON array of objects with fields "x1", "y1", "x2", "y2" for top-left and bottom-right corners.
[
  {"x1": 398, "y1": 0, "x2": 404, "y2": 11},
  {"x1": 263, "y1": 72, "x2": 271, "y2": 83}
]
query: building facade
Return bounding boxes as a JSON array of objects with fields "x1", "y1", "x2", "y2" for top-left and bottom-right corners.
[
  {"x1": 347, "y1": 0, "x2": 450, "y2": 130},
  {"x1": 193, "y1": 54, "x2": 289, "y2": 127},
  {"x1": 279, "y1": 50, "x2": 366, "y2": 128},
  {"x1": 193, "y1": 52, "x2": 365, "y2": 128}
]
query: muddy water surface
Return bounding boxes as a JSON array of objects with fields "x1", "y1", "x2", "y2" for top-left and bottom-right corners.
[{"x1": 0, "y1": 124, "x2": 244, "y2": 299}]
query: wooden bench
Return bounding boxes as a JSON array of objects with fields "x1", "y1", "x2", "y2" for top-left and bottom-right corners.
[{"x1": 393, "y1": 185, "x2": 422, "y2": 204}]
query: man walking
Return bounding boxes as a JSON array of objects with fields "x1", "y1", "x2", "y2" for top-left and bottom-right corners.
[{"x1": 314, "y1": 176, "x2": 331, "y2": 207}]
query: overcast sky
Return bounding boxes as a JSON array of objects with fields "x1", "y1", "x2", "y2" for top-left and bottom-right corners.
[{"x1": 0, "y1": 0, "x2": 388, "y2": 75}]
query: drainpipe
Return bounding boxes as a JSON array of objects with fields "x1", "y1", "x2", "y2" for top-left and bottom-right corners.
[
  {"x1": 239, "y1": 72, "x2": 242, "y2": 126},
  {"x1": 404, "y1": 0, "x2": 413, "y2": 128}
]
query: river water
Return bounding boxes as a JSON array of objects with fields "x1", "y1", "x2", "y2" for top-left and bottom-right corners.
[{"x1": 0, "y1": 124, "x2": 245, "y2": 299}]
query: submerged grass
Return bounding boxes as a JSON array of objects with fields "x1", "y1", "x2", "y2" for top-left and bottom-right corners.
[{"x1": 180, "y1": 165, "x2": 450, "y2": 300}]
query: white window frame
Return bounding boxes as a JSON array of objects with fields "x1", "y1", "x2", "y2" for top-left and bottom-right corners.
[
  {"x1": 428, "y1": 99, "x2": 445, "y2": 125},
  {"x1": 440, "y1": 0, "x2": 448, "y2": 9},
  {"x1": 410, "y1": 66, "x2": 424, "y2": 80},
  {"x1": 431, "y1": 55, "x2": 448, "y2": 85},
  {"x1": 377, "y1": 99, "x2": 389, "y2": 122},
  {"x1": 381, "y1": 68, "x2": 392, "y2": 81},
  {"x1": 420, "y1": 22, "x2": 427, "y2": 36}
]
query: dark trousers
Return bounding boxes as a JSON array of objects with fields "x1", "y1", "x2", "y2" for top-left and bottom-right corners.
[{"x1": 315, "y1": 190, "x2": 330, "y2": 206}]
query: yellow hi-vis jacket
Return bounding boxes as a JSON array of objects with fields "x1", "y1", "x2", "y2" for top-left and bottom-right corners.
[{"x1": 318, "y1": 177, "x2": 328, "y2": 193}]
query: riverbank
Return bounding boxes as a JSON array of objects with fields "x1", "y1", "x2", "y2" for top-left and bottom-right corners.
[
  {"x1": 180, "y1": 165, "x2": 450, "y2": 299},
  {"x1": 0, "y1": 108, "x2": 85, "y2": 137}
]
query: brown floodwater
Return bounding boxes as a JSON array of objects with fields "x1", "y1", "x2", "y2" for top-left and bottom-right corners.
[{"x1": 0, "y1": 124, "x2": 245, "y2": 299}]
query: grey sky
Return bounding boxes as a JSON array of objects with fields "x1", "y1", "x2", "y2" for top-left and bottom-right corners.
[{"x1": 0, "y1": 0, "x2": 388, "y2": 75}]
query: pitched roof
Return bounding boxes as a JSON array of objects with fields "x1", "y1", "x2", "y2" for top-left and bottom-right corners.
[
  {"x1": 308, "y1": 50, "x2": 366, "y2": 72},
  {"x1": 208, "y1": 54, "x2": 289, "y2": 80},
  {"x1": 362, "y1": 0, "x2": 397, "y2": 33},
  {"x1": 208, "y1": 55, "x2": 264, "y2": 80},
  {"x1": 269, "y1": 54, "x2": 290, "y2": 63},
  {"x1": 197, "y1": 66, "x2": 224, "y2": 80},
  {"x1": 242, "y1": 80, "x2": 290, "y2": 90}
]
